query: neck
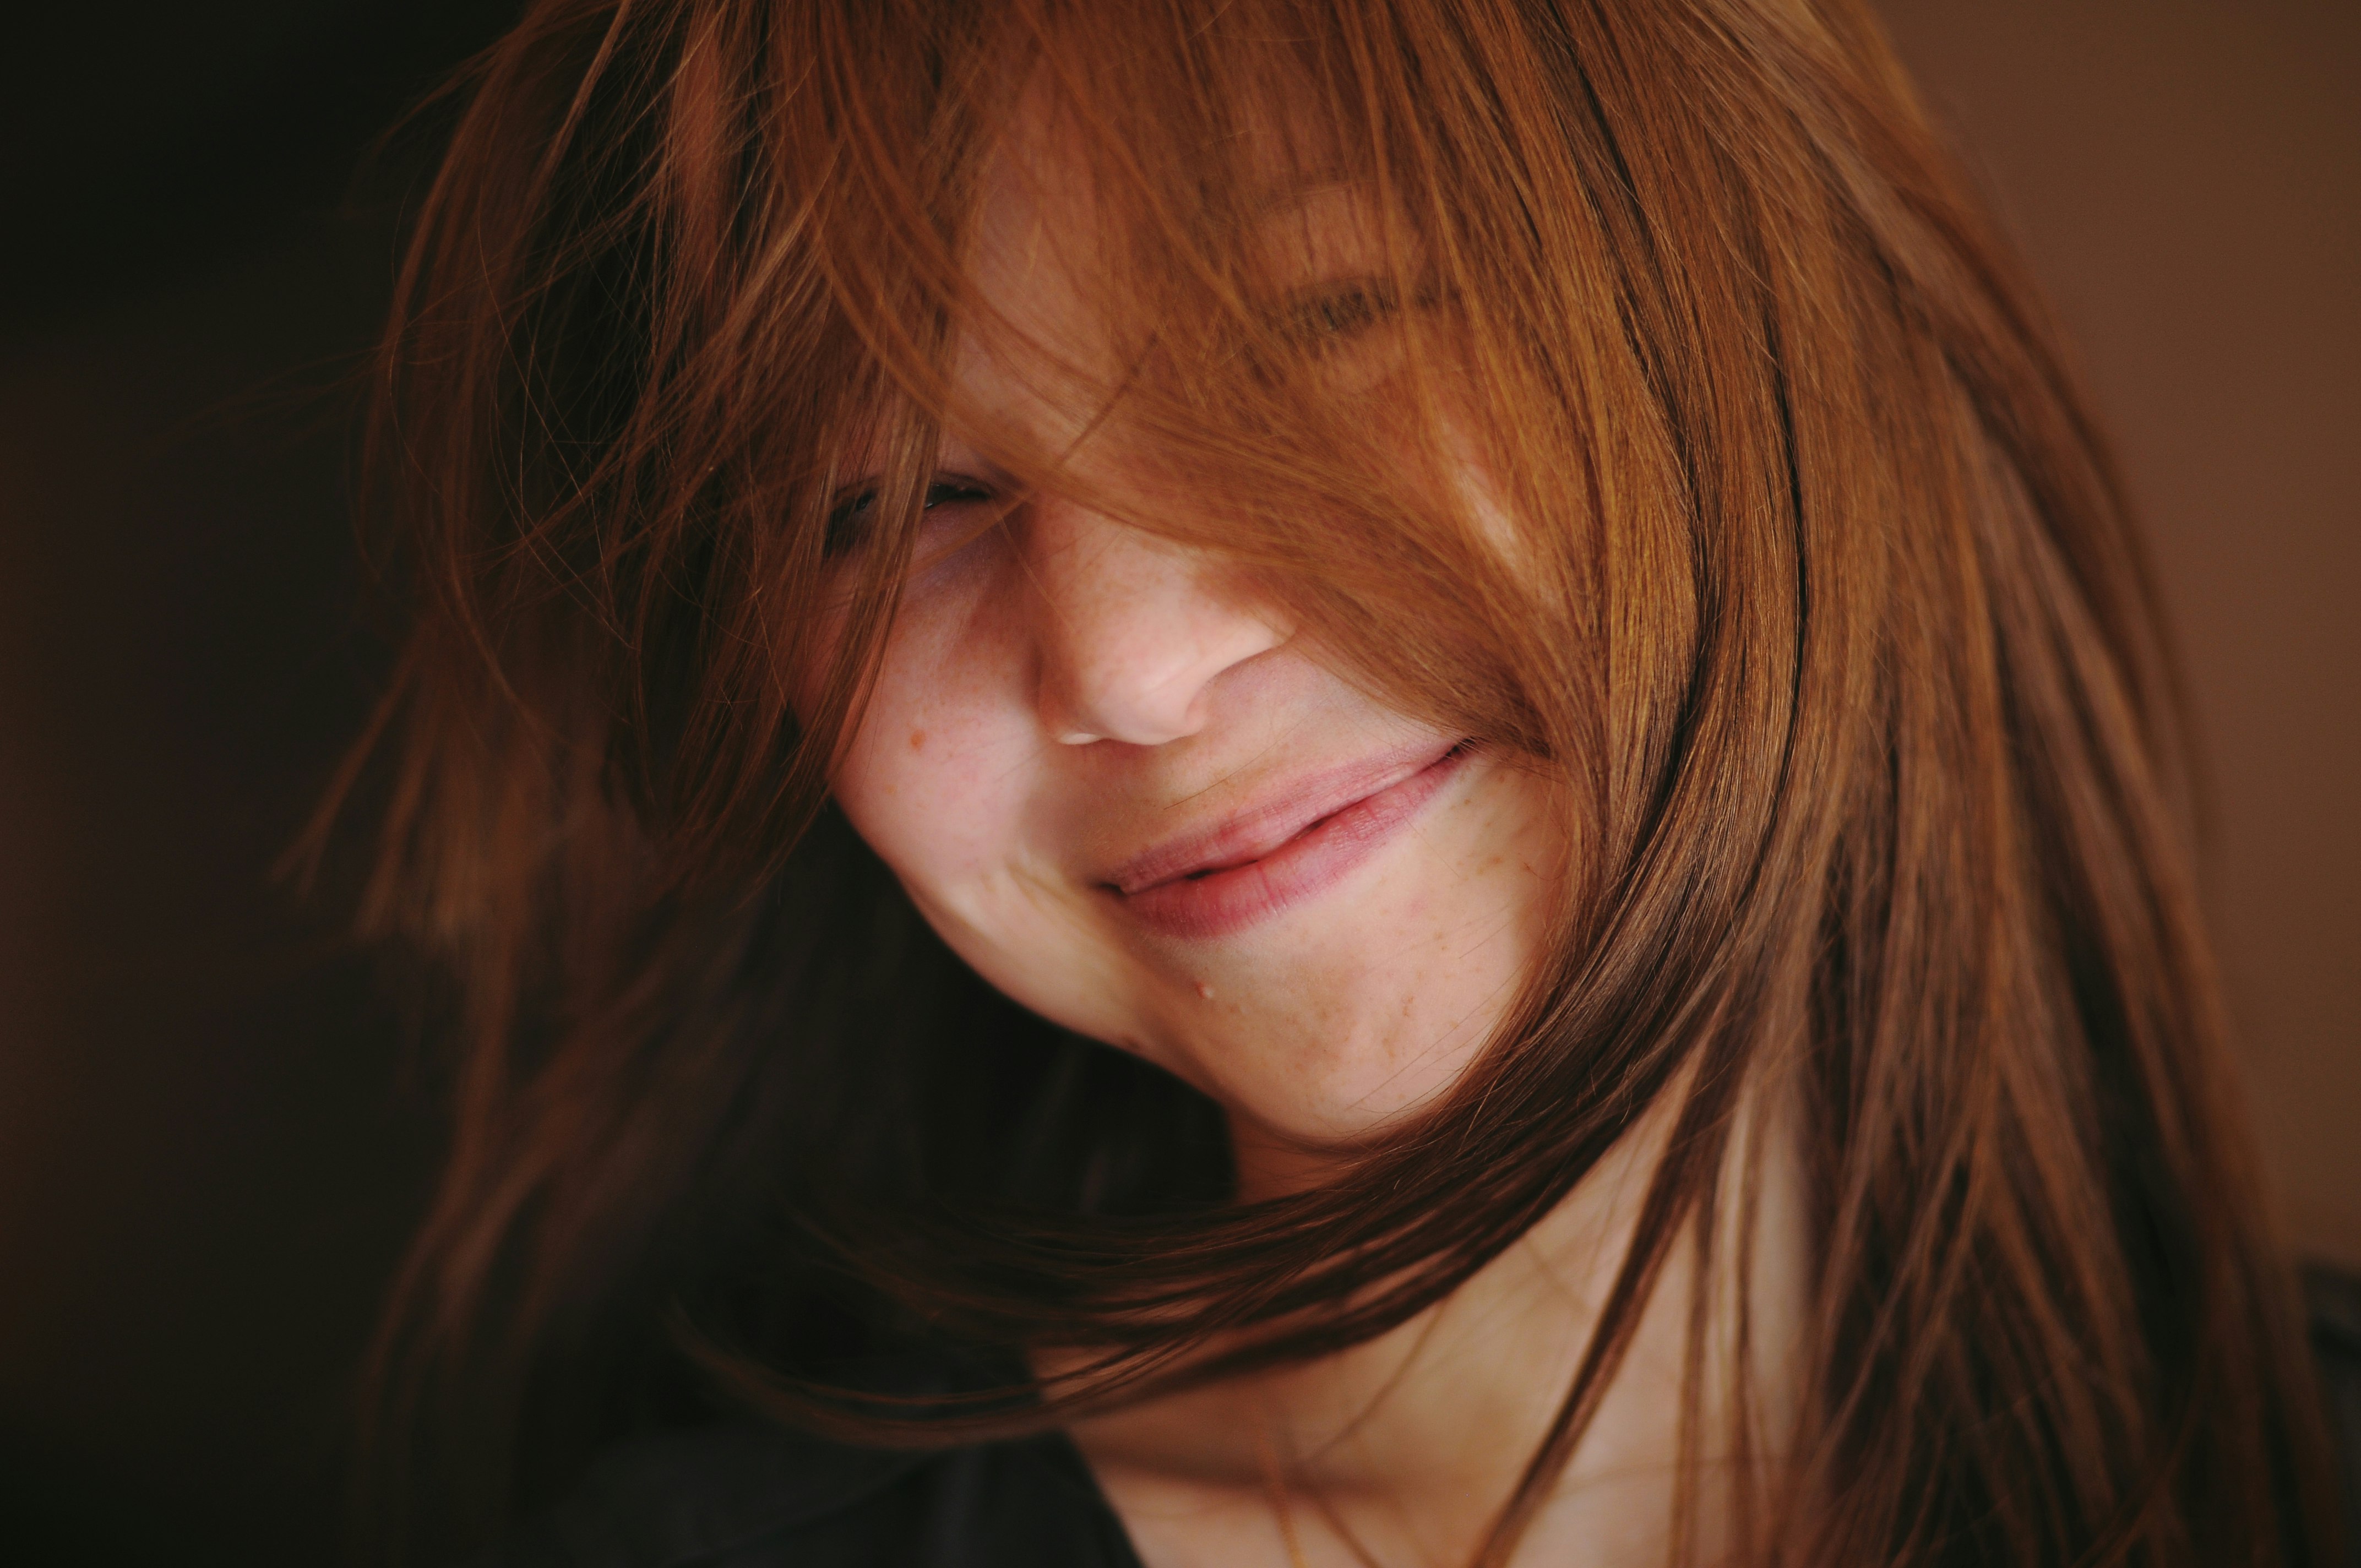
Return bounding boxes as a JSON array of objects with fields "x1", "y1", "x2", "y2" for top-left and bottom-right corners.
[{"x1": 1058, "y1": 1082, "x2": 1808, "y2": 1566}]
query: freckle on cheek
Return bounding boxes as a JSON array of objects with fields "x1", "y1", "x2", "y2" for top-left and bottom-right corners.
[{"x1": 909, "y1": 728, "x2": 927, "y2": 753}]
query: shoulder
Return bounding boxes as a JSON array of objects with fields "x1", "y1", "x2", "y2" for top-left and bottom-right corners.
[{"x1": 477, "y1": 1418, "x2": 1141, "y2": 1568}]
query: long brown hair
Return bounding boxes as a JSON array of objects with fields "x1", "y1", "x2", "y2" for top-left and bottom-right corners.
[{"x1": 331, "y1": 0, "x2": 2341, "y2": 1561}]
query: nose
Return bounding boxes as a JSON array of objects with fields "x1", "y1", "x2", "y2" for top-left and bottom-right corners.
[{"x1": 1025, "y1": 497, "x2": 1291, "y2": 747}]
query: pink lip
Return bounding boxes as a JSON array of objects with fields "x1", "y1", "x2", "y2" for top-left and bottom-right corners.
[{"x1": 1105, "y1": 741, "x2": 1473, "y2": 941}]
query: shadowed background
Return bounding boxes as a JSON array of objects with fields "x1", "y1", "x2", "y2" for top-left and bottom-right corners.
[{"x1": 1, "y1": 3, "x2": 2352, "y2": 1562}]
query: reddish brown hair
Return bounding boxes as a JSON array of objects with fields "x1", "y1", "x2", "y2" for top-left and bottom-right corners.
[{"x1": 333, "y1": 0, "x2": 2341, "y2": 1562}]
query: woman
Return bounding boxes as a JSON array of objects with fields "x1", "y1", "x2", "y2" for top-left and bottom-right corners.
[{"x1": 335, "y1": 0, "x2": 2343, "y2": 1562}]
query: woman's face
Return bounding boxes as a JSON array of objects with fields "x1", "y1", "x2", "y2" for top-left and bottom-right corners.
[{"x1": 825, "y1": 121, "x2": 1563, "y2": 1191}]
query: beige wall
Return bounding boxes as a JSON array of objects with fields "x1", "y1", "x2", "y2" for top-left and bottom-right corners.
[{"x1": 1876, "y1": 0, "x2": 2361, "y2": 1265}]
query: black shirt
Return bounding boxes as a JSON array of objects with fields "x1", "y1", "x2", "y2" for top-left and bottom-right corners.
[
  {"x1": 485, "y1": 1275, "x2": 2361, "y2": 1568},
  {"x1": 484, "y1": 1420, "x2": 1144, "y2": 1568}
]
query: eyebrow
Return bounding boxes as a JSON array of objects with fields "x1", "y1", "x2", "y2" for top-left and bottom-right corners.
[{"x1": 1247, "y1": 172, "x2": 1363, "y2": 220}]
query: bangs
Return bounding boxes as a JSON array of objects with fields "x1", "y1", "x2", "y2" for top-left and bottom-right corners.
[{"x1": 785, "y1": 0, "x2": 1614, "y2": 774}]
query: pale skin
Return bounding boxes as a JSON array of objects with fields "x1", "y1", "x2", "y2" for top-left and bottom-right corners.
[{"x1": 820, "y1": 106, "x2": 1803, "y2": 1567}]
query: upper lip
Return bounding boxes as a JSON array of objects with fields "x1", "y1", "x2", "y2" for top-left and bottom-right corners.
[{"x1": 1101, "y1": 738, "x2": 1465, "y2": 896}]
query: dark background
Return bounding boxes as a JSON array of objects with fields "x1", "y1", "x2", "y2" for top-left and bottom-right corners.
[{"x1": 0, "y1": 3, "x2": 2352, "y2": 1563}]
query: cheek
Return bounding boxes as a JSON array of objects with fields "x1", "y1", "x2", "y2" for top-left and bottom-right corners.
[
  {"x1": 831, "y1": 600, "x2": 1145, "y2": 1050},
  {"x1": 831, "y1": 601, "x2": 1022, "y2": 897}
]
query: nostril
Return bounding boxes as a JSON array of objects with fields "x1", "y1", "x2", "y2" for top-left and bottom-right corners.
[
  {"x1": 1045, "y1": 652, "x2": 1217, "y2": 749},
  {"x1": 1026, "y1": 508, "x2": 1292, "y2": 748}
]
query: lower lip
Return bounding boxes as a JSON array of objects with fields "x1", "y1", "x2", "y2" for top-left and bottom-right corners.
[{"x1": 1114, "y1": 746, "x2": 1472, "y2": 941}]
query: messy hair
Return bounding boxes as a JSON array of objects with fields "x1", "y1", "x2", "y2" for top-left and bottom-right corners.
[{"x1": 334, "y1": 0, "x2": 2340, "y2": 1562}]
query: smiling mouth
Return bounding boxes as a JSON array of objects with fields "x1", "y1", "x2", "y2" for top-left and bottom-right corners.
[{"x1": 1103, "y1": 740, "x2": 1475, "y2": 941}]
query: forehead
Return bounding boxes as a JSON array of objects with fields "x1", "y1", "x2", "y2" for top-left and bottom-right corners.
[
  {"x1": 960, "y1": 105, "x2": 1101, "y2": 372},
  {"x1": 954, "y1": 96, "x2": 1384, "y2": 412}
]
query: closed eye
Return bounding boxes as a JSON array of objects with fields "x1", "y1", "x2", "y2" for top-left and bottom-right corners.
[
  {"x1": 1281, "y1": 279, "x2": 1401, "y2": 345},
  {"x1": 1265, "y1": 277, "x2": 1452, "y2": 391},
  {"x1": 824, "y1": 476, "x2": 997, "y2": 558}
]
